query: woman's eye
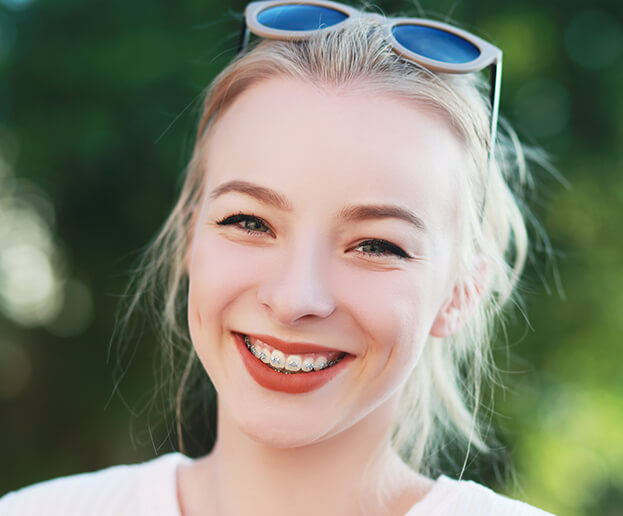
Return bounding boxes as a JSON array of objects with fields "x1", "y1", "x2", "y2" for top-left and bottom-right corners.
[
  {"x1": 354, "y1": 239, "x2": 411, "y2": 259},
  {"x1": 216, "y1": 213, "x2": 272, "y2": 236}
]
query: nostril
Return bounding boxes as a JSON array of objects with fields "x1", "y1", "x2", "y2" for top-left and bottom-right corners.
[
  {"x1": 255, "y1": 246, "x2": 337, "y2": 323},
  {"x1": 256, "y1": 281, "x2": 336, "y2": 323}
]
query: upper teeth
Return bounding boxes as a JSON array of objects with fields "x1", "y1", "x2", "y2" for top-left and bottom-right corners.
[
  {"x1": 270, "y1": 350, "x2": 284, "y2": 368},
  {"x1": 243, "y1": 335, "x2": 343, "y2": 374}
]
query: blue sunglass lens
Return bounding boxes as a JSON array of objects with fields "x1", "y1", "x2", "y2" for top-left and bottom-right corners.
[
  {"x1": 392, "y1": 24, "x2": 480, "y2": 64},
  {"x1": 257, "y1": 4, "x2": 348, "y2": 31}
]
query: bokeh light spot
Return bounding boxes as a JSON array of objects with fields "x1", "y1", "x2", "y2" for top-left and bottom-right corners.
[
  {"x1": 0, "y1": 145, "x2": 67, "y2": 328},
  {"x1": 485, "y1": 11, "x2": 558, "y2": 81},
  {"x1": 565, "y1": 10, "x2": 623, "y2": 69},
  {"x1": 0, "y1": 244, "x2": 62, "y2": 326},
  {"x1": 0, "y1": 0, "x2": 35, "y2": 10}
]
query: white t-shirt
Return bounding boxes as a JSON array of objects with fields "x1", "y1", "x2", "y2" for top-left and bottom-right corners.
[{"x1": 0, "y1": 452, "x2": 554, "y2": 515}]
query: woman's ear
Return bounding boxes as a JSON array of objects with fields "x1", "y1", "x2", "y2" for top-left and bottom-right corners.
[{"x1": 430, "y1": 255, "x2": 488, "y2": 338}]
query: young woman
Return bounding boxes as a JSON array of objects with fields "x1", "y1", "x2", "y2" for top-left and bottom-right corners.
[{"x1": 0, "y1": 2, "x2": 553, "y2": 514}]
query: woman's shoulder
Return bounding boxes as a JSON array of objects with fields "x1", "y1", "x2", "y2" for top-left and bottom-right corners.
[
  {"x1": 0, "y1": 452, "x2": 192, "y2": 516},
  {"x1": 405, "y1": 475, "x2": 555, "y2": 516}
]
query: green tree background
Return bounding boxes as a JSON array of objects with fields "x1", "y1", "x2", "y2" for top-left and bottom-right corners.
[{"x1": 1, "y1": 1, "x2": 621, "y2": 514}]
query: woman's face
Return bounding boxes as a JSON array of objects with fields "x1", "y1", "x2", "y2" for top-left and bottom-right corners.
[{"x1": 187, "y1": 76, "x2": 466, "y2": 448}]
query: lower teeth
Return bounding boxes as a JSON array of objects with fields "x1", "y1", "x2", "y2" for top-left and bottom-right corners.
[{"x1": 242, "y1": 335, "x2": 344, "y2": 374}]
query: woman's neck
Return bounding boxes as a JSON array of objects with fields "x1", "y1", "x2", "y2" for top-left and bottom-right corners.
[{"x1": 177, "y1": 396, "x2": 432, "y2": 516}]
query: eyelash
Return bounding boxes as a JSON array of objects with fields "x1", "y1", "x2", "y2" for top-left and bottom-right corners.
[
  {"x1": 356, "y1": 239, "x2": 411, "y2": 259},
  {"x1": 215, "y1": 213, "x2": 412, "y2": 259},
  {"x1": 216, "y1": 213, "x2": 273, "y2": 236}
]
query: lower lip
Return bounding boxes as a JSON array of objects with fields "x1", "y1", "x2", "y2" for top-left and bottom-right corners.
[{"x1": 233, "y1": 332, "x2": 354, "y2": 394}]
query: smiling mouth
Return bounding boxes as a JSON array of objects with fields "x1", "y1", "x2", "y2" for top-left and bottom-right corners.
[{"x1": 240, "y1": 333, "x2": 347, "y2": 374}]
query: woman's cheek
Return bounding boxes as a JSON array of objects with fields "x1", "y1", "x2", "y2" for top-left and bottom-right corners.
[
  {"x1": 188, "y1": 233, "x2": 273, "y2": 330},
  {"x1": 335, "y1": 264, "x2": 430, "y2": 363}
]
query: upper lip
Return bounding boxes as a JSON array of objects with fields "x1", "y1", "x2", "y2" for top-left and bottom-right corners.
[{"x1": 239, "y1": 332, "x2": 349, "y2": 355}]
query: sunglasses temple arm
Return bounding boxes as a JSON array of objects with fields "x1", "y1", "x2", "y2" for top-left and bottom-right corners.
[
  {"x1": 482, "y1": 57, "x2": 502, "y2": 221},
  {"x1": 237, "y1": 19, "x2": 250, "y2": 53},
  {"x1": 488, "y1": 58, "x2": 502, "y2": 163}
]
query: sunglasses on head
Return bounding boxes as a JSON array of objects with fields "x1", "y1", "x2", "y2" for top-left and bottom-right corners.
[{"x1": 238, "y1": 0, "x2": 502, "y2": 165}]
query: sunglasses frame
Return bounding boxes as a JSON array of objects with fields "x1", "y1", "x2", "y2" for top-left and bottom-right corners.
[
  {"x1": 243, "y1": 0, "x2": 501, "y2": 72},
  {"x1": 239, "y1": 0, "x2": 502, "y2": 213}
]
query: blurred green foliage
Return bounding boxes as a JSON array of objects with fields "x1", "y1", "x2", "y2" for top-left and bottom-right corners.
[{"x1": 1, "y1": 1, "x2": 622, "y2": 515}]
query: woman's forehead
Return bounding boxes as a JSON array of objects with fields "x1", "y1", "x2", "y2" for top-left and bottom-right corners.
[
  {"x1": 206, "y1": 76, "x2": 460, "y2": 153},
  {"x1": 202, "y1": 76, "x2": 463, "y2": 221}
]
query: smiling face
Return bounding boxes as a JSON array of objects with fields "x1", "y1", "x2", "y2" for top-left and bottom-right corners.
[{"x1": 186, "y1": 76, "x2": 467, "y2": 448}]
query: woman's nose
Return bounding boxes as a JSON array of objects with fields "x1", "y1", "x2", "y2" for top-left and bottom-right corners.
[{"x1": 256, "y1": 241, "x2": 336, "y2": 325}]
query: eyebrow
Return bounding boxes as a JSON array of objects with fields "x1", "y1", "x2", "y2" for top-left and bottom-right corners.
[
  {"x1": 338, "y1": 204, "x2": 426, "y2": 232},
  {"x1": 209, "y1": 180, "x2": 292, "y2": 211},
  {"x1": 208, "y1": 180, "x2": 426, "y2": 232}
]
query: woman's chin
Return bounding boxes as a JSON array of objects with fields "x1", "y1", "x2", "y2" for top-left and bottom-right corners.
[
  {"x1": 232, "y1": 408, "x2": 332, "y2": 449},
  {"x1": 249, "y1": 430, "x2": 317, "y2": 449}
]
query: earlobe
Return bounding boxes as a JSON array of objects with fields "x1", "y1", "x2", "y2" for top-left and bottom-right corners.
[{"x1": 430, "y1": 255, "x2": 488, "y2": 338}]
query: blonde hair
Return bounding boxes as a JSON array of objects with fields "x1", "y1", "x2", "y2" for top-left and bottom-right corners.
[{"x1": 114, "y1": 16, "x2": 535, "y2": 476}]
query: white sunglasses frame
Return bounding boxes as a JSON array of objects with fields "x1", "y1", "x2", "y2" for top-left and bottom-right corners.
[{"x1": 243, "y1": 0, "x2": 501, "y2": 74}]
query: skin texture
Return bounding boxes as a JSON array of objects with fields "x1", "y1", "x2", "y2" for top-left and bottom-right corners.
[{"x1": 177, "y1": 76, "x2": 472, "y2": 516}]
